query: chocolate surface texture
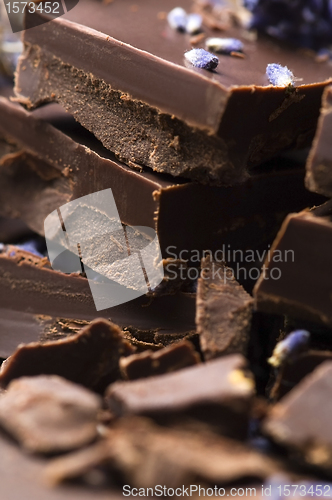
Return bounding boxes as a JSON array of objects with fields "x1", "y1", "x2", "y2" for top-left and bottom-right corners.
[{"x1": 14, "y1": 0, "x2": 332, "y2": 184}]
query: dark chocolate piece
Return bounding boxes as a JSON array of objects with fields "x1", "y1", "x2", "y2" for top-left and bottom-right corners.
[
  {"x1": 106, "y1": 354, "x2": 254, "y2": 439},
  {"x1": 0, "y1": 319, "x2": 134, "y2": 389},
  {"x1": 14, "y1": 0, "x2": 332, "y2": 184},
  {"x1": 306, "y1": 85, "x2": 332, "y2": 197},
  {"x1": 0, "y1": 375, "x2": 101, "y2": 454},
  {"x1": 196, "y1": 255, "x2": 253, "y2": 360},
  {"x1": 45, "y1": 416, "x2": 277, "y2": 488},
  {"x1": 254, "y1": 200, "x2": 332, "y2": 327},
  {"x1": 0, "y1": 245, "x2": 196, "y2": 357},
  {"x1": 270, "y1": 350, "x2": 332, "y2": 401},
  {"x1": 264, "y1": 361, "x2": 332, "y2": 471},
  {"x1": 0, "y1": 96, "x2": 326, "y2": 271},
  {"x1": 120, "y1": 340, "x2": 200, "y2": 380}
]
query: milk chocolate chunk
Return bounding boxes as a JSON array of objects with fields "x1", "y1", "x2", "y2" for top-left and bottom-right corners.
[
  {"x1": 106, "y1": 354, "x2": 254, "y2": 438},
  {"x1": 264, "y1": 361, "x2": 332, "y2": 471},
  {"x1": 120, "y1": 340, "x2": 200, "y2": 380},
  {"x1": 14, "y1": 0, "x2": 332, "y2": 184},
  {"x1": 306, "y1": 85, "x2": 332, "y2": 198},
  {"x1": 0, "y1": 246, "x2": 196, "y2": 357},
  {"x1": 0, "y1": 97, "x2": 325, "y2": 266},
  {"x1": 45, "y1": 416, "x2": 277, "y2": 488},
  {"x1": 196, "y1": 255, "x2": 253, "y2": 360},
  {"x1": 0, "y1": 319, "x2": 134, "y2": 389},
  {"x1": 254, "y1": 201, "x2": 332, "y2": 328},
  {"x1": 0, "y1": 375, "x2": 101, "y2": 454},
  {"x1": 270, "y1": 350, "x2": 332, "y2": 401}
]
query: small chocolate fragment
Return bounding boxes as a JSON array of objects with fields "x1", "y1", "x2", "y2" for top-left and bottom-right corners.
[
  {"x1": 0, "y1": 375, "x2": 101, "y2": 454},
  {"x1": 254, "y1": 201, "x2": 332, "y2": 328},
  {"x1": 264, "y1": 361, "x2": 332, "y2": 471},
  {"x1": 306, "y1": 85, "x2": 332, "y2": 197},
  {"x1": 120, "y1": 340, "x2": 200, "y2": 380},
  {"x1": 0, "y1": 318, "x2": 134, "y2": 389},
  {"x1": 270, "y1": 350, "x2": 332, "y2": 401},
  {"x1": 106, "y1": 354, "x2": 254, "y2": 439},
  {"x1": 45, "y1": 416, "x2": 277, "y2": 488},
  {"x1": 14, "y1": 0, "x2": 332, "y2": 183},
  {"x1": 196, "y1": 255, "x2": 253, "y2": 360}
]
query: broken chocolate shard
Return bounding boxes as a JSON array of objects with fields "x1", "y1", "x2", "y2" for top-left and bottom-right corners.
[
  {"x1": 0, "y1": 318, "x2": 134, "y2": 389},
  {"x1": 306, "y1": 85, "x2": 332, "y2": 198},
  {"x1": 45, "y1": 416, "x2": 278, "y2": 488},
  {"x1": 119, "y1": 340, "x2": 200, "y2": 380},
  {"x1": 0, "y1": 375, "x2": 101, "y2": 454},
  {"x1": 14, "y1": 0, "x2": 332, "y2": 184},
  {"x1": 254, "y1": 200, "x2": 332, "y2": 328},
  {"x1": 264, "y1": 361, "x2": 332, "y2": 471},
  {"x1": 196, "y1": 255, "x2": 253, "y2": 360},
  {"x1": 106, "y1": 354, "x2": 254, "y2": 439}
]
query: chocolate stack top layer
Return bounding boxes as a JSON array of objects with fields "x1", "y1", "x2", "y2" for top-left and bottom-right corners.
[{"x1": 14, "y1": 0, "x2": 332, "y2": 183}]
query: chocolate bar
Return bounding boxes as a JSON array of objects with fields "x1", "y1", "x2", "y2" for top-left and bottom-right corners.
[
  {"x1": 0, "y1": 98, "x2": 326, "y2": 268},
  {"x1": 196, "y1": 255, "x2": 253, "y2": 359},
  {"x1": 14, "y1": 0, "x2": 332, "y2": 184},
  {"x1": 254, "y1": 200, "x2": 332, "y2": 327},
  {"x1": 0, "y1": 319, "x2": 134, "y2": 389},
  {"x1": 0, "y1": 375, "x2": 101, "y2": 454},
  {"x1": 0, "y1": 245, "x2": 197, "y2": 357},
  {"x1": 306, "y1": 85, "x2": 332, "y2": 198},
  {"x1": 106, "y1": 354, "x2": 253, "y2": 438},
  {"x1": 120, "y1": 340, "x2": 200, "y2": 380},
  {"x1": 264, "y1": 361, "x2": 332, "y2": 471}
]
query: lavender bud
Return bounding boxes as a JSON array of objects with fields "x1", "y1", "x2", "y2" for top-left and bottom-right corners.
[
  {"x1": 186, "y1": 13, "x2": 203, "y2": 35},
  {"x1": 268, "y1": 330, "x2": 310, "y2": 368},
  {"x1": 184, "y1": 48, "x2": 219, "y2": 70},
  {"x1": 266, "y1": 63, "x2": 295, "y2": 87},
  {"x1": 167, "y1": 7, "x2": 187, "y2": 32},
  {"x1": 206, "y1": 37, "x2": 244, "y2": 54}
]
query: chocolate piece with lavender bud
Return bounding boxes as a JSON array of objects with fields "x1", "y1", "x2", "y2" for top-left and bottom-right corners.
[{"x1": 14, "y1": 0, "x2": 332, "y2": 184}]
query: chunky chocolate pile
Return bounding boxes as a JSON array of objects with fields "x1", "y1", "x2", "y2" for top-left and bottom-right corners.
[{"x1": 1, "y1": 0, "x2": 332, "y2": 498}]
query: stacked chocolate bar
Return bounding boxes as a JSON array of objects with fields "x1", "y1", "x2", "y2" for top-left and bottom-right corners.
[{"x1": 2, "y1": 0, "x2": 332, "y2": 497}]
